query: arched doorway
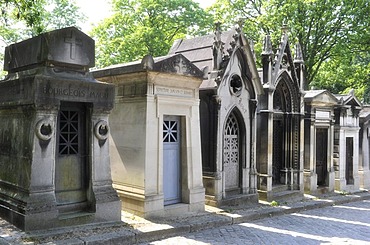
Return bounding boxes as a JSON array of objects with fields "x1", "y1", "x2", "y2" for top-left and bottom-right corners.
[
  {"x1": 272, "y1": 77, "x2": 299, "y2": 187},
  {"x1": 223, "y1": 109, "x2": 245, "y2": 196}
]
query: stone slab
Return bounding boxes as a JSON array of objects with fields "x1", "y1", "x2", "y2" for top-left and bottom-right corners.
[{"x1": 4, "y1": 27, "x2": 94, "y2": 72}]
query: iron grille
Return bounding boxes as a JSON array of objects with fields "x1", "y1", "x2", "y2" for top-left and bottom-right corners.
[{"x1": 59, "y1": 110, "x2": 79, "y2": 155}]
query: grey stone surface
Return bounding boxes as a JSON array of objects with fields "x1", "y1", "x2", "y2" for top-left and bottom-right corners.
[
  {"x1": 0, "y1": 27, "x2": 120, "y2": 231},
  {"x1": 4, "y1": 26, "x2": 94, "y2": 72}
]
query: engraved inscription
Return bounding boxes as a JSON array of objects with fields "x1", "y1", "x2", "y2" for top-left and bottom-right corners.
[
  {"x1": 316, "y1": 110, "x2": 330, "y2": 119},
  {"x1": 155, "y1": 86, "x2": 193, "y2": 98},
  {"x1": 42, "y1": 86, "x2": 108, "y2": 99}
]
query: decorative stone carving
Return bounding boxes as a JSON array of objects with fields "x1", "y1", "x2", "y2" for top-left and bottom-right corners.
[
  {"x1": 35, "y1": 119, "x2": 53, "y2": 141},
  {"x1": 94, "y1": 120, "x2": 109, "y2": 141}
]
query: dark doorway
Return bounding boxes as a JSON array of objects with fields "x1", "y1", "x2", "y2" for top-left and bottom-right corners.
[
  {"x1": 316, "y1": 128, "x2": 328, "y2": 186},
  {"x1": 273, "y1": 118, "x2": 284, "y2": 185},
  {"x1": 346, "y1": 137, "x2": 354, "y2": 185},
  {"x1": 56, "y1": 102, "x2": 89, "y2": 213}
]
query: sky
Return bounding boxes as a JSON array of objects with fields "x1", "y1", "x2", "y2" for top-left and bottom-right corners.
[{"x1": 76, "y1": 0, "x2": 216, "y2": 33}]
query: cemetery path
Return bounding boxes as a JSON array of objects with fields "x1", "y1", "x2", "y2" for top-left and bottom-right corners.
[
  {"x1": 0, "y1": 190, "x2": 369, "y2": 244},
  {"x1": 144, "y1": 200, "x2": 370, "y2": 245}
]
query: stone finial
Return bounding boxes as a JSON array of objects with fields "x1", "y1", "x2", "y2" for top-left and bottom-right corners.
[
  {"x1": 349, "y1": 88, "x2": 355, "y2": 96},
  {"x1": 249, "y1": 39, "x2": 256, "y2": 61},
  {"x1": 212, "y1": 22, "x2": 224, "y2": 71},
  {"x1": 281, "y1": 22, "x2": 289, "y2": 34},
  {"x1": 294, "y1": 43, "x2": 304, "y2": 63},
  {"x1": 262, "y1": 35, "x2": 273, "y2": 55},
  {"x1": 236, "y1": 18, "x2": 245, "y2": 32},
  {"x1": 141, "y1": 55, "x2": 154, "y2": 70},
  {"x1": 214, "y1": 22, "x2": 222, "y2": 43}
]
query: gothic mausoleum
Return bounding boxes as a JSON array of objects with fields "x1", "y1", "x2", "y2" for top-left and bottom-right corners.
[
  {"x1": 169, "y1": 24, "x2": 263, "y2": 206},
  {"x1": 0, "y1": 27, "x2": 121, "y2": 231},
  {"x1": 256, "y1": 27, "x2": 305, "y2": 201}
]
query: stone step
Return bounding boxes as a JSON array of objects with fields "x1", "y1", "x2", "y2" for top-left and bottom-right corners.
[
  {"x1": 272, "y1": 184, "x2": 289, "y2": 193},
  {"x1": 270, "y1": 190, "x2": 303, "y2": 203},
  {"x1": 220, "y1": 193, "x2": 259, "y2": 207}
]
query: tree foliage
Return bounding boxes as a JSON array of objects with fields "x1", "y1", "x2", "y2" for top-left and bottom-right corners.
[
  {"x1": 208, "y1": 0, "x2": 370, "y2": 99},
  {"x1": 0, "y1": 0, "x2": 85, "y2": 78},
  {"x1": 91, "y1": 0, "x2": 213, "y2": 68},
  {"x1": 0, "y1": 0, "x2": 85, "y2": 39}
]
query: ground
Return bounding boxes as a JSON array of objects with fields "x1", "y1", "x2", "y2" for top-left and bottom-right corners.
[{"x1": 144, "y1": 200, "x2": 370, "y2": 245}]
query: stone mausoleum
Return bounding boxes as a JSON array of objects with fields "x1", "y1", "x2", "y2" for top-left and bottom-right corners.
[
  {"x1": 303, "y1": 90, "x2": 338, "y2": 194},
  {"x1": 359, "y1": 105, "x2": 370, "y2": 189},
  {"x1": 256, "y1": 28, "x2": 305, "y2": 201},
  {"x1": 168, "y1": 24, "x2": 263, "y2": 206},
  {"x1": 333, "y1": 90, "x2": 362, "y2": 192},
  {"x1": 93, "y1": 54, "x2": 205, "y2": 217},
  {"x1": 0, "y1": 27, "x2": 121, "y2": 231}
]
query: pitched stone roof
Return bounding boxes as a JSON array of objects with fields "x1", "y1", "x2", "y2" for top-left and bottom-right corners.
[
  {"x1": 168, "y1": 30, "x2": 235, "y2": 71},
  {"x1": 92, "y1": 53, "x2": 204, "y2": 79}
]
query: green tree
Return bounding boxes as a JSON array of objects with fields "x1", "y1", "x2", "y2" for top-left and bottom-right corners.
[
  {"x1": 208, "y1": 0, "x2": 370, "y2": 93},
  {"x1": 91, "y1": 0, "x2": 213, "y2": 68},
  {"x1": 0, "y1": 0, "x2": 85, "y2": 78},
  {"x1": 1, "y1": 0, "x2": 47, "y2": 35},
  {"x1": 1, "y1": 0, "x2": 85, "y2": 38}
]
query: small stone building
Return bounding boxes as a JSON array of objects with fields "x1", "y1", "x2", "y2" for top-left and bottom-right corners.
[
  {"x1": 333, "y1": 91, "x2": 362, "y2": 192},
  {"x1": 256, "y1": 28, "x2": 305, "y2": 201},
  {"x1": 168, "y1": 24, "x2": 263, "y2": 206},
  {"x1": 359, "y1": 106, "x2": 370, "y2": 189},
  {"x1": 93, "y1": 54, "x2": 205, "y2": 217},
  {"x1": 0, "y1": 27, "x2": 121, "y2": 231},
  {"x1": 303, "y1": 90, "x2": 338, "y2": 194}
]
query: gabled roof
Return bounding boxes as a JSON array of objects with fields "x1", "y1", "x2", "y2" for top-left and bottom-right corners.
[
  {"x1": 271, "y1": 31, "x2": 299, "y2": 85},
  {"x1": 168, "y1": 27, "x2": 263, "y2": 95},
  {"x1": 304, "y1": 90, "x2": 338, "y2": 106},
  {"x1": 168, "y1": 30, "x2": 235, "y2": 70},
  {"x1": 335, "y1": 90, "x2": 362, "y2": 108},
  {"x1": 359, "y1": 105, "x2": 370, "y2": 121},
  {"x1": 92, "y1": 53, "x2": 204, "y2": 79}
]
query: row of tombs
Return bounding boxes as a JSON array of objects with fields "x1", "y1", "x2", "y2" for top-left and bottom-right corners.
[{"x1": 0, "y1": 26, "x2": 369, "y2": 231}]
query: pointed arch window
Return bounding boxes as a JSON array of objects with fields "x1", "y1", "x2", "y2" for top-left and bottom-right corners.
[{"x1": 224, "y1": 112, "x2": 239, "y2": 166}]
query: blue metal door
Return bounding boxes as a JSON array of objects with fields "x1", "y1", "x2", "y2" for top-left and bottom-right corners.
[{"x1": 163, "y1": 116, "x2": 181, "y2": 205}]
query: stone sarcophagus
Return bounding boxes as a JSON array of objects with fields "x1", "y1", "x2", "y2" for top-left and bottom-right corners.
[{"x1": 0, "y1": 27, "x2": 121, "y2": 231}]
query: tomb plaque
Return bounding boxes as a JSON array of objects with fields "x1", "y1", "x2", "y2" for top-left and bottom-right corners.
[
  {"x1": 316, "y1": 110, "x2": 330, "y2": 119},
  {"x1": 155, "y1": 86, "x2": 193, "y2": 98}
]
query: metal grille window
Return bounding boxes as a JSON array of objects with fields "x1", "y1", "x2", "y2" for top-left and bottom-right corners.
[
  {"x1": 163, "y1": 120, "x2": 178, "y2": 143},
  {"x1": 59, "y1": 110, "x2": 79, "y2": 155}
]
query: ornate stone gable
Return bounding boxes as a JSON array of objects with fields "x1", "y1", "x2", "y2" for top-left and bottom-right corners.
[
  {"x1": 304, "y1": 90, "x2": 338, "y2": 106},
  {"x1": 153, "y1": 54, "x2": 204, "y2": 78},
  {"x1": 271, "y1": 30, "x2": 299, "y2": 87}
]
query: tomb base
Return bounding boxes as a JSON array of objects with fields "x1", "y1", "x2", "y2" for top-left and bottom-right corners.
[{"x1": 359, "y1": 169, "x2": 370, "y2": 189}]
